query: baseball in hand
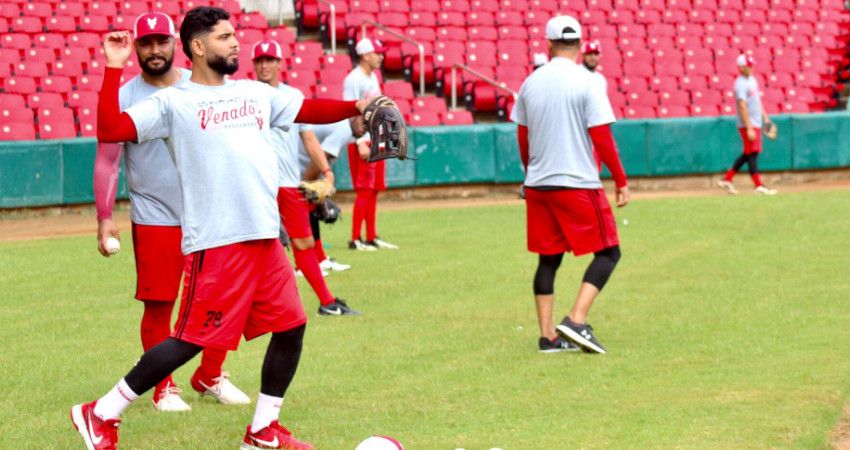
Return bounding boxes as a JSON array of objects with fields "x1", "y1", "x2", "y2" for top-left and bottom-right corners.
[{"x1": 105, "y1": 237, "x2": 121, "y2": 255}]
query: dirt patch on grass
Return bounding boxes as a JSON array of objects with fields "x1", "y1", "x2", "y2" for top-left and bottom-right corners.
[
  {"x1": 2, "y1": 174, "x2": 849, "y2": 243},
  {"x1": 833, "y1": 404, "x2": 850, "y2": 450}
]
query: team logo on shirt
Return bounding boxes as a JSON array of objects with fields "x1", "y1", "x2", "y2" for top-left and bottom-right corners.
[{"x1": 197, "y1": 99, "x2": 264, "y2": 131}]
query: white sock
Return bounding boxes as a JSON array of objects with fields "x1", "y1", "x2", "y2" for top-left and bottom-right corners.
[
  {"x1": 250, "y1": 393, "x2": 283, "y2": 433},
  {"x1": 93, "y1": 378, "x2": 139, "y2": 420}
]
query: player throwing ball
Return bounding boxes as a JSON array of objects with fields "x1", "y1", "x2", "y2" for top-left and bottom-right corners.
[
  {"x1": 511, "y1": 15, "x2": 629, "y2": 354},
  {"x1": 70, "y1": 7, "x2": 390, "y2": 449}
]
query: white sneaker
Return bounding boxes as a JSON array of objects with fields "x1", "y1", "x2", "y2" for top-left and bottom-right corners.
[
  {"x1": 192, "y1": 371, "x2": 252, "y2": 405},
  {"x1": 295, "y1": 269, "x2": 328, "y2": 277},
  {"x1": 754, "y1": 185, "x2": 777, "y2": 195},
  {"x1": 319, "y1": 257, "x2": 351, "y2": 271},
  {"x1": 717, "y1": 179, "x2": 738, "y2": 194},
  {"x1": 368, "y1": 237, "x2": 399, "y2": 250},
  {"x1": 153, "y1": 384, "x2": 192, "y2": 412},
  {"x1": 348, "y1": 239, "x2": 378, "y2": 251}
]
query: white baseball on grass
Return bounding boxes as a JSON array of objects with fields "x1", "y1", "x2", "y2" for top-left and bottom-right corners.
[
  {"x1": 105, "y1": 237, "x2": 121, "y2": 255},
  {"x1": 623, "y1": 219, "x2": 629, "y2": 225}
]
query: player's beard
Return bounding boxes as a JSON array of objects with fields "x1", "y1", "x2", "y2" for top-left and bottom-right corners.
[
  {"x1": 139, "y1": 54, "x2": 174, "y2": 76},
  {"x1": 208, "y1": 53, "x2": 239, "y2": 75}
]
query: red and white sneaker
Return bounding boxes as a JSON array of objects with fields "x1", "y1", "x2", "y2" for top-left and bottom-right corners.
[
  {"x1": 153, "y1": 382, "x2": 191, "y2": 412},
  {"x1": 240, "y1": 421, "x2": 314, "y2": 450},
  {"x1": 70, "y1": 401, "x2": 120, "y2": 450},
  {"x1": 191, "y1": 370, "x2": 251, "y2": 405}
]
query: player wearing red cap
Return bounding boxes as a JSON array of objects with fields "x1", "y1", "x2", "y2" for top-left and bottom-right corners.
[
  {"x1": 580, "y1": 40, "x2": 607, "y2": 91},
  {"x1": 345, "y1": 38, "x2": 399, "y2": 251},
  {"x1": 718, "y1": 54, "x2": 777, "y2": 195},
  {"x1": 252, "y1": 38, "x2": 360, "y2": 315},
  {"x1": 93, "y1": 11, "x2": 249, "y2": 412},
  {"x1": 71, "y1": 7, "x2": 374, "y2": 449}
]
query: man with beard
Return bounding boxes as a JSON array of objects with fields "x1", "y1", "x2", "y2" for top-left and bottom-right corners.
[
  {"x1": 72, "y1": 6, "x2": 378, "y2": 449},
  {"x1": 93, "y1": 11, "x2": 250, "y2": 412},
  {"x1": 580, "y1": 40, "x2": 607, "y2": 91},
  {"x1": 252, "y1": 39, "x2": 359, "y2": 315}
]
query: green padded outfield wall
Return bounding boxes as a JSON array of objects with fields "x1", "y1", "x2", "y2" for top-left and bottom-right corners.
[{"x1": 0, "y1": 113, "x2": 848, "y2": 208}]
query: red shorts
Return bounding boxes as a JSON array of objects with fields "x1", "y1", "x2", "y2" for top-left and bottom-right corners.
[
  {"x1": 172, "y1": 239, "x2": 306, "y2": 350},
  {"x1": 739, "y1": 127, "x2": 763, "y2": 154},
  {"x1": 525, "y1": 188, "x2": 619, "y2": 256},
  {"x1": 348, "y1": 143, "x2": 386, "y2": 191},
  {"x1": 277, "y1": 187, "x2": 312, "y2": 239},
  {"x1": 131, "y1": 223, "x2": 184, "y2": 302}
]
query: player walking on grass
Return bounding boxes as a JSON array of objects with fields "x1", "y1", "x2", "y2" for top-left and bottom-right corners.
[
  {"x1": 93, "y1": 11, "x2": 249, "y2": 411},
  {"x1": 345, "y1": 38, "x2": 398, "y2": 251},
  {"x1": 717, "y1": 54, "x2": 778, "y2": 195},
  {"x1": 252, "y1": 39, "x2": 359, "y2": 316},
  {"x1": 511, "y1": 15, "x2": 629, "y2": 354},
  {"x1": 71, "y1": 7, "x2": 376, "y2": 449}
]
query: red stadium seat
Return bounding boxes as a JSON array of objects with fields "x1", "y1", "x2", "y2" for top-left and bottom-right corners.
[
  {"x1": 12, "y1": 17, "x2": 44, "y2": 34},
  {"x1": 0, "y1": 122, "x2": 37, "y2": 141},
  {"x1": 0, "y1": 3, "x2": 21, "y2": 20},
  {"x1": 407, "y1": 111, "x2": 441, "y2": 127},
  {"x1": 15, "y1": 62, "x2": 50, "y2": 80},
  {"x1": 383, "y1": 81, "x2": 415, "y2": 101},
  {"x1": 39, "y1": 120, "x2": 78, "y2": 139},
  {"x1": 41, "y1": 76, "x2": 74, "y2": 94},
  {"x1": 438, "y1": 12, "x2": 466, "y2": 27},
  {"x1": 412, "y1": 96, "x2": 448, "y2": 113},
  {"x1": 443, "y1": 0, "x2": 471, "y2": 11},
  {"x1": 27, "y1": 93, "x2": 65, "y2": 110},
  {"x1": 4, "y1": 77, "x2": 38, "y2": 96},
  {"x1": 410, "y1": 12, "x2": 437, "y2": 27},
  {"x1": 320, "y1": 68, "x2": 348, "y2": 84},
  {"x1": 0, "y1": 94, "x2": 27, "y2": 109},
  {"x1": 690, "y1": 104, "x2": 720, "y2": 116},
  {"x1": 468, "y1": 12, "x2": 495, "y2": 27},
  {"x1": 67, "y1": 91, "x2": 98, "y2": 110},
  {"x1": 379, "y1": 0, "x2": 410, "y2": 13},
  {"x1": 79, "y1": 16, "x2": 111, "y2": 33},
  {"x1": 441, "y1": 110, "x2": 474, "y2": 125},
  {"x1": 1, "y1": 34, "x2": 32, "y2": 51},
  {"x1": 312, "y1": 84, "x2": 343, "y2": 99},
  {"x1": 285, "y1": 69, "x2": 317, "y2": 86},
  {"x1": 1, "y1": 106, "x2": 35, "y2": 124},
  {"x1": 68, "y1": 33, "x2": 101, "y2": 49},
  {"x1": 77, "y1": 75, "x2": 104, "y2": 91},
  {"x1": 411, "y1": 0, "x2": 441, "y2": 12},
  {"x1": 656, "y1": 105, "x2": 690, "y2": 118},
  {"x1": 239, "y1": 12, "x2": 269, "y2": 30},
  {"x1": 471, "y1": 0, "x2": 500, "y2": 12},
  {"x1": 321, "y1": 54, "x2": 352, "y2": 71}
]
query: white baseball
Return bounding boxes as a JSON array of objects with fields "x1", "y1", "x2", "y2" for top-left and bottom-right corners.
[{"x1": 105, "y1": 237, "x2": 121, "y2": 255}]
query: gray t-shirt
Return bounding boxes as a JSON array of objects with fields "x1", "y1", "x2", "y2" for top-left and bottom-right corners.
[
  {"x1": 511, "y1": 57, "x2": 616, "y2": 189},
  {"x1": 270, "y1": 83, "x2": 306, "y2": 188},
  {"x1": 343, "y1": 66, "x2": 381, "y2": 101},
  {"x1": 119, "y1": 69, "x2": 191, "y2": 225},
  {"x1": 125, "y1": 79, "x2": 304, "y2": 254},
  {"x1": 297, "y1": 121, "x2": 352, "y2": 175},
  {"x1": 734, "y1": 75, "x2": 762, "y2": 128}
]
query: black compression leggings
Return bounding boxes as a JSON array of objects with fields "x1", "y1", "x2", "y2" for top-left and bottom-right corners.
[
  {"x1": 730, "y1": 152, "x2": 760, "y2": 176},
  {"x1": 533, "y1": 246, "x2": 622, "y2": 295}
]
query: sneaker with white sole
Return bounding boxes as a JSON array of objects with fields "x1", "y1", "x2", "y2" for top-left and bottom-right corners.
[
  {"x1": 555, "y1": 316, "x2": 607, "y2": 354},
  {"x1": 190, "y1": 371, "x2": 252, "y2": 405},
  {"x1": 348, "y1": 239, "x2": 377, "y2": 251},
  {"x1": 366, "y1": 237, "x2": 398, "y2": 250},
  {"x1": 319, "y1": 257, "x2": 351, "y2": 272},
  {"x1": 717, "y1": 180, "x2": 738, "y2": 194},
  {"x1": 318, "y1": 298, "x2": 361, "y2": 316},
  {"x1": 153, "y1": 383, "x2": 191, "y2": 412},
  {"x1": 754, "y1": 185, "x2": 777, "y2": 195},
  {"x1": 538, "y1": 336, "x2": 580, "y2": 353},
  {"x1": 241, "y1": 421, "x2": 314, "y2": 450},
  {"x1": 70, "y1": 401, "x2": 121, "y2": 450},
  {"x1": 294, "y1": 269, "x2": 328, "y2": 277}
]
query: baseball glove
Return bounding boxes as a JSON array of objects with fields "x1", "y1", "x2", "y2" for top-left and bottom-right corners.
[
  {"x1": 763, "y1": 122, "x2": 778, "y2": 140},
  {"x1": 362, "y1": 95, "x2": 410, "y2": 162},
  {"x1": 298, "y1": 179, "x2": 335, "y2": 204},
  {"x1": 311, "y1": 198, "x2": 342, "y2": 224}
]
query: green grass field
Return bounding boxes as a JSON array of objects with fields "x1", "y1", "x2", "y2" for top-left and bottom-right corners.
[{"x1": 2, "y1": 190, "x2": 849, "y2": 449}]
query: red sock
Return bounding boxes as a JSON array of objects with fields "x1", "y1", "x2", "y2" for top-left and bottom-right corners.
[
  {"x1": 141, "y1": 301, "x2": 176, "y2": 392},
  {"x1": 194, "y1": 347, "x2": 227, "y2": 382},
  {"x1": 293, "y1": 247, "x2": 335, "y2": 305},
  {"x1": 314, "y1": 239, "x2": 327, "y2": 262},
  {"x1": 365, "y1": 190, "x2": 378, "y2": 241},
  {"x1": 752, "y1": 173, "x2": 763, "y2": 187},
  {"x1": 724, "y1": 169, "x2": 736, "y2": 182},
  {"x1": 352, "y1": 191, "x2": 368, "y2": 241}
]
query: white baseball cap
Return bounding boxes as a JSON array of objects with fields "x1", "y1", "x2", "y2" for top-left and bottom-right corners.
[
  {"x1": 545, "y1": 15, "x2": 582, "y2": 41},
  {"x1": 736, "y1": 54, "x2": 755, "y2": 67},
  {"x1": 355, "y1": 38, "x2": 386, "y2": 55}
]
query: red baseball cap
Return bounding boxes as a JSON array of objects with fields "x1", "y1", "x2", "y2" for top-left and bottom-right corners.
[
  {"x1": 252, "y1": 39, "x2": 284, "y2": 61},
  {"x1": 581, "y1": 41, "x2": 601, "y2": 54},
  {"x1": 133, "y1": 12, "x2": 176, "y2": 39},
  {"x1": 737, "y1": 54, "x2": 755, "y2": 67}
]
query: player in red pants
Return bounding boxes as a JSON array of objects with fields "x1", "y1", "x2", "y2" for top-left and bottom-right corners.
[{"x1": 93, "y1": 12, "x2": 248, "y2": 411}]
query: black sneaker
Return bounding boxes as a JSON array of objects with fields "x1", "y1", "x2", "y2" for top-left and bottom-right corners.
[
  {"x1": 555, "y1": 316, "x2": 607, "y2": 354},
  {"x1": 318, "y1": 298, "x2": 361, "y2": 316},
  {"x1": 538, "y1": 336, "x2": 580, "y2": 353},
  {"x1": 348, "y1": 239, "x2": 377, "y2": 251}
]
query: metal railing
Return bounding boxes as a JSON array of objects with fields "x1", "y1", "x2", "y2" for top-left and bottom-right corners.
[
  {"x1": 450, "y1": 63, "x2": 518, "y2": 110},
  {"x1": 360, "y1": 20, "x2": 426, "y2": 96},
  {"x1": 318, "y1": 0, "x2": 337, "y2": 54}
]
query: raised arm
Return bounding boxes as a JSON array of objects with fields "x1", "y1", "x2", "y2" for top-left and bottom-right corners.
[
  {"x1": 295, "y1": 98, "x2": 370, "y2": 124},
  {"x1": 97, "y1": 32, "x2": 138, "y2": 143}
]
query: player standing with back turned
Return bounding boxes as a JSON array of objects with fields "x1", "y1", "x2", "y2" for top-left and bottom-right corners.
[{"x1": 511, "y1": 15, "x2": 629, "y2": 354}]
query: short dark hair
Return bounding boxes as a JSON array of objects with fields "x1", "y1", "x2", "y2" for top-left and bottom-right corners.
[
  {"x1": 550, "y1": 38, "x2": 581, "y2": 50},
  {"x1": 179, "y1": 6, "x2": 231, "y2": 59}
]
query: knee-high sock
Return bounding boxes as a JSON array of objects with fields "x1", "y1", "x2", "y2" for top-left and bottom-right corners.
[
  {"x1": 194, "y1": 347, "x2": 228, "y2": 383},
  {"x1": 293, "y1": 247, "x2": 335, "y2": 305},
  {"x1": 747, "y1": 154, "x2": 762, "y2": 186},
  {"x1": 252, "y1": 325, "x2": 306, "y2": 433},
  {"x1": 314, "y1": 239, "x2": 327, "y2": 262},
  {"x1": 140, "y1": 301, "x2": 176, "y2": 391},
  {"x1": 365, "y1": 190, "x2": 379, "y2": 241},
  {"x1": 352, "y1": 190, "x2": 369, "y2": 241}
]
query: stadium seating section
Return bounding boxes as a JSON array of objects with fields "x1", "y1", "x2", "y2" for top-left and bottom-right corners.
[{"x1": 0, "y1": 0, "x2": 848, "y2": 140}]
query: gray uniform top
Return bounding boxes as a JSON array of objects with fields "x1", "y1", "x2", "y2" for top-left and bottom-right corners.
[
  {"x1": 343, "y1": 66, "x2": 381, "y2": 101},
  {"x1": 510, "y1": 56, "x2": 616, "y2": 189},
  {"x1": 297, "y1": 121, "x2": 352, "y2": 175},
  {"x1": 119, "y1": 69, "x2": 191, "y2": 226},
  {"x1": 126, "y1": 79, "x2": 304, "y2": 254},
  {"x1": 270, "y1": 83, "x2": 305, "y2": 188},
  {"x1": 734, "y1": 75, "x2": 763, "y2": 128},
  {"x1": 583, "y1": 65, "x2": 608, "y2": 92}
]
